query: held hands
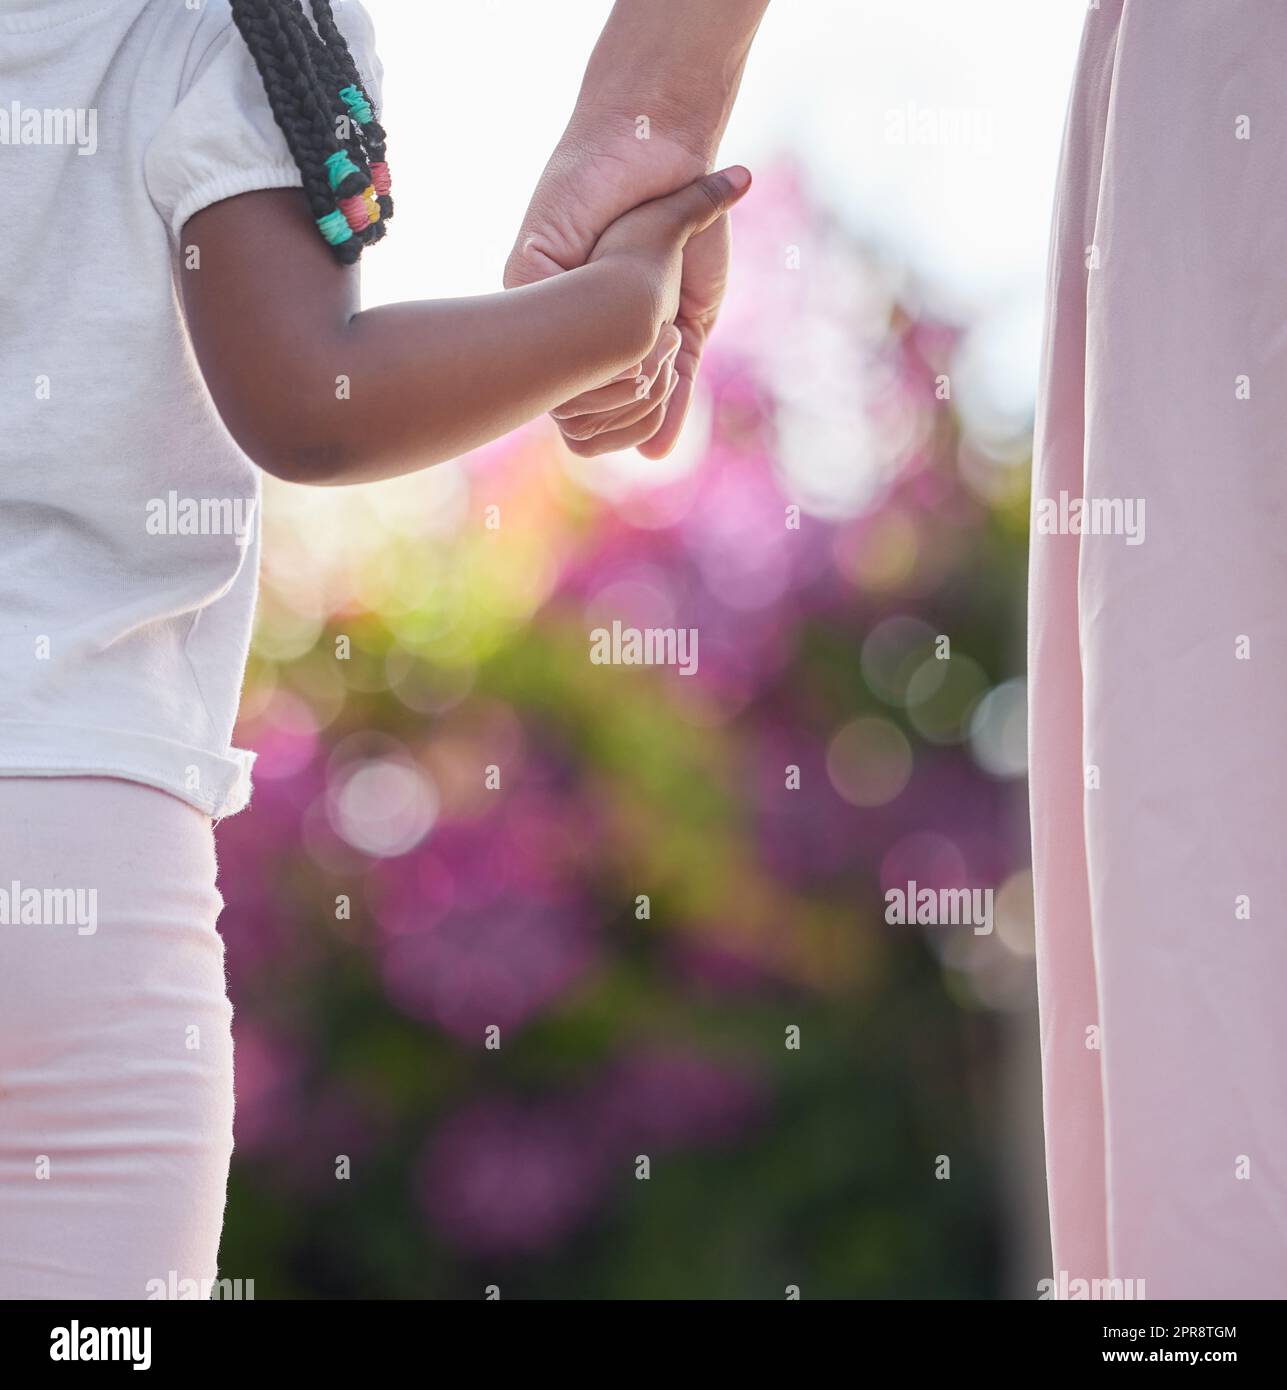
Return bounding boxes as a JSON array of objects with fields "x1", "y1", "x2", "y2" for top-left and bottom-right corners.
[
  {"x1": 557, "y1": 166, "x2": 751, "y2": 455},
  {"x1": 551, "y1": 321, "x2": 685, "y2": 450},
  {"x1": 505, "y1": 122, "x2": 751, "y2": 459}
]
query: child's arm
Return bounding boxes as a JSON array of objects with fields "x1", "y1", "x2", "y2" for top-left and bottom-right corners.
[{"x1": 180, "y1": 168, "x2": 750, "y2": 486}]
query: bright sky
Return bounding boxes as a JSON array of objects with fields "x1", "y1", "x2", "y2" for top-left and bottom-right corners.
[{"x1": 357, "y1": 0, "x2": 1088, "y2": 416}]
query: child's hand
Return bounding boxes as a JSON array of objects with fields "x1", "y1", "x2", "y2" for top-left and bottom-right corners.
[
  {"x1": 551, "y1": 324, "x2": 683, "y2": 449},
  {"x1": 588, "y1": 165, "x2": 751, "y2": 327},
  {"x1": 558, "y1": 167, "x2": 751, "y2": 456}
]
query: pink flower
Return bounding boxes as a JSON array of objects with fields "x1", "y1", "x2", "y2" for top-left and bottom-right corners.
[
  {"x1": 667, "y1": 936, "x2": 789, "y2": 998},
  {"x1": 380, "y1": 899, "x2": 596, "y2": 1042},
  {"x1": 586, "y1": 1047, "x2": 768, "y2": 1153},
  {"x1": 418, "y1": 1047, "x2": 770, "y2": 1258},
  {"x1": 419, "y1": 1098, "x2": 608, "y2": 1258}
]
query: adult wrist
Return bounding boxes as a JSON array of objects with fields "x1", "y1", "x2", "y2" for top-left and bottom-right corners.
[
  {"x1": 572, "y1": 0, "x2": 768, "y2": 163},
  {"x1": 565, "y1": 87, "x2": 724, "y2": 169}
]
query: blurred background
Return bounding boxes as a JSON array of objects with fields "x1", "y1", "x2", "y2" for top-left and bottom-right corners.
[{"x1": 217, "y1": 0, "x2": 1088, "y2": 1297}]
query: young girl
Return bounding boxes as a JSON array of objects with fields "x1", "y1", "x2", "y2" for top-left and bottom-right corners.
[{"x1": 0, "y1": 0, "x2": 749, "y2": 1298}]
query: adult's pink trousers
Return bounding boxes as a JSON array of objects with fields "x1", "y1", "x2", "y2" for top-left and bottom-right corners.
[{"x1": 1032, "y1": 0, "x2": 1287, "y2": 1299}]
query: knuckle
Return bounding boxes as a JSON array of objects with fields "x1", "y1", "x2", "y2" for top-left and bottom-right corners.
[
  {"x1": 560, "y1": 418, "x2": 600, "y2": 443},
  {"x1": 697, "y1": 174, "x2": 729, "y2": 214}
]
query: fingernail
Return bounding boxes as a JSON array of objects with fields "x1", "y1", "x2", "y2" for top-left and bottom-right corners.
[{"x1": 716, "y1": 165, "x2": 752, "y2": 193}]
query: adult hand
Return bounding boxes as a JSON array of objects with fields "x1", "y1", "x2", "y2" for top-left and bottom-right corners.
[{"x1": 505, "y1": 116, "x2": 736, "y2": 460}]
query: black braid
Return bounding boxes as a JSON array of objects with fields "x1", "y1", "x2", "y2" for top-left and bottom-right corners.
[
  {"x1": 307, "y1": 0, "x2": 392, "y2": 219},
  {"x1": 228, "y1": 0, "x2": 393, "y2": 264},
  {"x1": 285, "y1": 1, "x2": 390, "y2": 230}
]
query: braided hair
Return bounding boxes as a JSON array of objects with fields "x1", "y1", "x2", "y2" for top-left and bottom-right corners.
[{"x1": 229, "y1": 0, "x2": 393, "y2": 264}]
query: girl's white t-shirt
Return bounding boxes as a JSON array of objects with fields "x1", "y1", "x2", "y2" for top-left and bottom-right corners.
[{"x1": 0, "y1": 0, "x2": 380, "y2": 818}]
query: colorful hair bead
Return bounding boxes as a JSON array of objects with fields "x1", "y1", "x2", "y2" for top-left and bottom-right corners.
[
  {"x1": 337, "y1": 193, "x2": 368, "y2": 232},
  {"x1": 316, "y1": 209, "x2": 354, "y2": 246},
  {"x1": 324, "y1": 150, "x2": 362, "y2": 191},
  {"x1": 230, "y1": 1, "x2": 393, "y2": 263},
  {"x1": 338, "y1": 84, "x2": 374, "y2": 126}
]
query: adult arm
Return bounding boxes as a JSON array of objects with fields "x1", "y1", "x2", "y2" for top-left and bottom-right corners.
[{"x1": 505, "y1": 0, "x2": 771, "y2": 458}]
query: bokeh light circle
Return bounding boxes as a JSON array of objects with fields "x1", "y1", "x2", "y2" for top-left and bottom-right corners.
[
  {"x1": 326, "y1": 735, "x2": 439, "y2": 858},
  {"x1": 860, "y1": 616, "x2": 941, "y2": 707},
  {"x1": 826, "y1": 716, "x2": 913, "y2": 808},
  {"x1": 968, "y1": 677, "x2": 1028, "y2": 778},
  {"x1": 906, "y1": 654, "x2": 987, "y2": 744}
]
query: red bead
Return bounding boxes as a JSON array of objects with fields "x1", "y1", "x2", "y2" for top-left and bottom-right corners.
[{"x1": 339, "y1": 194, "x2": 369, "y2": 232}]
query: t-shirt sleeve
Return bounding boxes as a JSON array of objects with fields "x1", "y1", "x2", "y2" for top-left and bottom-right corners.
[{"x1": 144, "y1": 0, "x2": 384, "y2": 240}]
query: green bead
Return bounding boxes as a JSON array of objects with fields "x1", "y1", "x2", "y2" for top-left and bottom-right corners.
[
  {"x1": 339, "y1": 85, "x2": 373, "y2": 126},
  {"x1": 316, "y1": 210, "x2": 353, "y2": 246},
  {"x1": 325, "y1": 150, "x2": 361, "y2": 190}
]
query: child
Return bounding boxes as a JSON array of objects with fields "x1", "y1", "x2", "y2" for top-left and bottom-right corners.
[{"x1": 0, "y1": 0, "x2": 749, "y2": 1298}]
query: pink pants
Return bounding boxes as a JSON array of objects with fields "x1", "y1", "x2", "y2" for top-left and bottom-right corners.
[
  {"x1": 1032, "y1": 0, "x2": 1287, "y2": 1298},
  {"x1": 0, "y1": 777, "x2": 233, "y2": 1299}
]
